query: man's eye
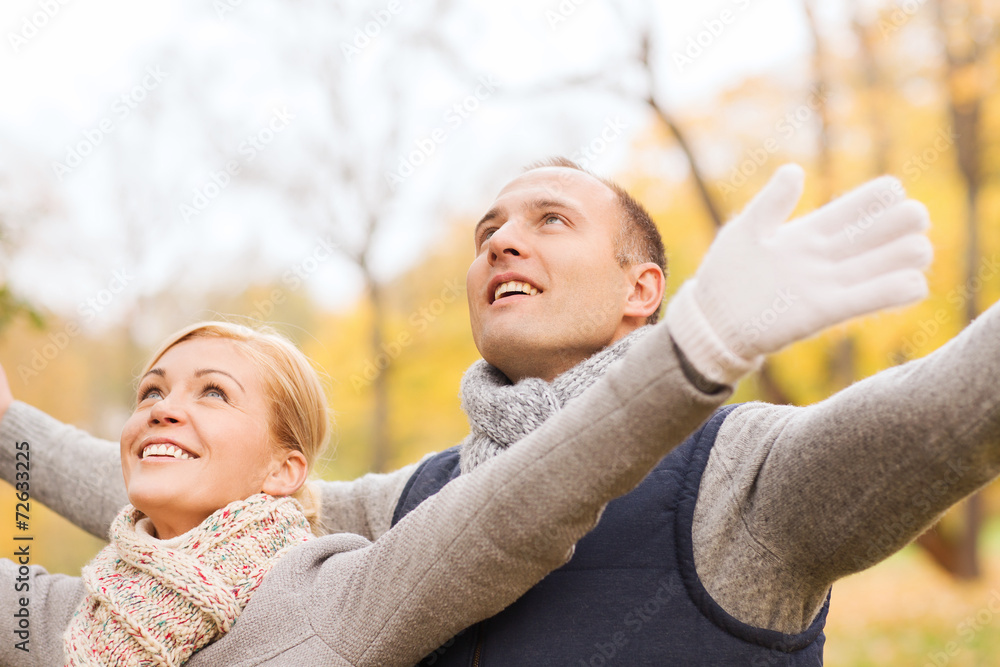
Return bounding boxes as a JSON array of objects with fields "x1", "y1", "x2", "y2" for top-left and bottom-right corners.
[
  {"x1": 479, "y1": 229, "x2": 496, "y2": 246},
  {"x1": 543, "y1": 215, "x2": 564, "y2": 226}
]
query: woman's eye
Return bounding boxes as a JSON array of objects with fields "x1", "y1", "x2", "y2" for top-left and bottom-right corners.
[
  {"x1": 203, "y1": 384, "x2": 228, "y2": 400},
  {"x1": 139, "y1": 388, "x2": 162, "y2": 401}
]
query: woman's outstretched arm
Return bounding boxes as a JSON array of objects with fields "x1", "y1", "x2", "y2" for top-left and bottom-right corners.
[
  {"x1": 0, "y1": 560, "x2": 86, "y2": 667},
  {"x1": 0, "y1": 368, "x2": 422, "y2": 542}
]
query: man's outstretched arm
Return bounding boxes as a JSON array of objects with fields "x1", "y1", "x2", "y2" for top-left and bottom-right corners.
[
  {"x1": 658, "y1": 164, "x2": 951, "y2": 633},
  {"x1": 694, "y1": 299, "x2": 1000, "y2": 634}
]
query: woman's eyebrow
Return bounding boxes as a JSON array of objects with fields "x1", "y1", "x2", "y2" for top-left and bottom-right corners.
[
  {"x1": 195, "y1": 368, "x2": 246, "y2": 393},
  {"x1": 140, "y1": 368, "x2": 165, "y2": 382}
]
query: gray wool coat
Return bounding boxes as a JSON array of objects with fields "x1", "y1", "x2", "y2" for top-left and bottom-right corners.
[
  {"x1": 0, "y1": 320, "x2": 728, "y2": 666},
  {"x1": 4, "y1": 301, "x2": 1000, "y2": 660}
]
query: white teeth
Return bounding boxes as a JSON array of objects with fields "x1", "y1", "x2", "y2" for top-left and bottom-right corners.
[
  {"x1": 141, "y1": 443, "x2": 192, "y2": 460},
  {"x1": 494, "y1": 281, "x2": 539, "y2": 301}
]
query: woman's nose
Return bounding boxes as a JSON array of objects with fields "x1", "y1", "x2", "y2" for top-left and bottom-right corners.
[{"x1": 148, "y1": 396, "x2": 184, "y2": 425}]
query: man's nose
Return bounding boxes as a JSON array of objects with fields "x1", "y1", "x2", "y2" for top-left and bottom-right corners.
[{"x1": 487, "y1": 220, "x2": 527, "y2": 265}]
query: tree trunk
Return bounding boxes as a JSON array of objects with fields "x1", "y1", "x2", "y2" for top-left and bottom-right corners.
[
  {"x1": 646, "y1": 99, "x2": 725, "y2": 229},
  {"x1": 803, "y1": 0, "x2": 860, "y2": 392},
  {"x1": 849, "y1": 2, "x2": 891, "y2": 176},
  {"x1": 367, "y1": 278, "x2": 392, "y2": 473},
  {"x1": 912, "y1": 0, "x2": 986, "y2": 579}
]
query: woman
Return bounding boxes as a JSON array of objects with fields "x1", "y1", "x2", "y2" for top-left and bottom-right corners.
[{"x1": 0, "y1": 318, "x2": 726, "y2": 666}]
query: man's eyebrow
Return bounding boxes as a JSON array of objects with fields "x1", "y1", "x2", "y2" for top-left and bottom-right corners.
[
  {"x1": 195, "y1": 368, "x2": 246, "y2": 393},
  {"x1": 474, "y1": 198, "x2": 576, "y2": 238},
  {"x1": 474, "y1": 207, "x2": 502, "y2": 238},
  {"x1": 526, "y1": 198, "x2": 572, "y2": 212}
]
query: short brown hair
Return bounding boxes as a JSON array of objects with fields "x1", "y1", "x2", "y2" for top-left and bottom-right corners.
[{"x1": 523, "y1": 157, "x2": 667, "y2": 324}]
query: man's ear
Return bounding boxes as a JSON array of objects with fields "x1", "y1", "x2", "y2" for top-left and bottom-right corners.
[
  {"x1": 623, "y1": 262, "x2": 666, "y2": 321},
  {"x1": 261, "y1": 449, "x2": 309, "y2": 497}
]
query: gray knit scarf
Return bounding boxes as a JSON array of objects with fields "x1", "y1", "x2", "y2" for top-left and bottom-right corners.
[{"x1": 459, "y1": 327, "x2": 650, "y2": 474}]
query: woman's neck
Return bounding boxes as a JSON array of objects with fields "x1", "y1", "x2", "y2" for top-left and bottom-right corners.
[{"x1": 142, "y1": 509, "x2": 206, "y2": 541}]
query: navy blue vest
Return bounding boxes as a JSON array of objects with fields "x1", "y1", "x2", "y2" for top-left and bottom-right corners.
[{"x1": 392, "y1": 405, "x2": 829, "y2": 666}]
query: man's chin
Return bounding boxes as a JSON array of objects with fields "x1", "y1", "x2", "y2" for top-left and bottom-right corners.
[
  {"x1": 478, "y1": 325, "x2": 543, "y2": 357},
  {"x1": 479, "y1": 332, "x2": 580, "y2": 381}
]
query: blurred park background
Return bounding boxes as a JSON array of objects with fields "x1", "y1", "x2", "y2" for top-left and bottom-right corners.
[{"x1": 2, "y1": 0, "x2": 1000, "y2": 663}]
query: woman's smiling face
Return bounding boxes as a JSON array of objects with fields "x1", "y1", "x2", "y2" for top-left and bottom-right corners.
[{"x1": 119, "y1": 337, "x2": 280, "y2": 538}]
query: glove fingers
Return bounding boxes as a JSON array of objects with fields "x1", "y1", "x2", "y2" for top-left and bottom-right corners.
[
  {"x1": 733, "y1": 163, "x2": 805, "y2": 236},
  {"x1": 829, "y1": 269, "x2": 929, "y2": 322},
  {"x1": 835, "y1": 233, "x2": 934, "y2": 287},
  {"x1": 823, "y1": 199, "x2": 931, "y2": 260},
  {"x1": 807, "y1": 175, "x2": 906, "y2": 236}
]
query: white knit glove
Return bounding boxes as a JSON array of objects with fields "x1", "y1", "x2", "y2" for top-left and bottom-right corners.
[{"x1": 665, "y1": 164, "x2": 932, "y2": 385}]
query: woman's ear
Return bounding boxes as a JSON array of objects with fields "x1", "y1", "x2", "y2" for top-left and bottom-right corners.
[{"x1": 261, "y1": 449, "x2": 309, "y2": 497}]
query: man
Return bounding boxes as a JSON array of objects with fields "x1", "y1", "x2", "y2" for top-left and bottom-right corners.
[{"x1": 3, "y1": 160, "x2": 997, "y2": 665}]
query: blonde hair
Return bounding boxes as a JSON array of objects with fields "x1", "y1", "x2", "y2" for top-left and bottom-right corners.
[{"x1": 139, "y1": 321, "x2": 330, "y2": 533}]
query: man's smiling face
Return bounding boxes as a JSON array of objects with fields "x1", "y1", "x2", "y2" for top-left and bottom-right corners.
[{"x1": 466, "y1": 167, "x2": 638, "y2": 383}]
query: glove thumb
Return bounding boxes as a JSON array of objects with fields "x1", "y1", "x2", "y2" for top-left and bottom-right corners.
[{"x1": 731, "y1": 163, "x2": 805, "y2": 237}]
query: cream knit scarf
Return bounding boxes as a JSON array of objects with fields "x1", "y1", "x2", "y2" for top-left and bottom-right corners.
[
  {"x1": 459, "y1": 327, "x2": 649, "y2": 474},
  {"x1": 63, "y1": 493, "x2": 312, "y2": 667}
]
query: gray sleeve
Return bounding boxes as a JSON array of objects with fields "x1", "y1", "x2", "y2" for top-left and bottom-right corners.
[
  {"x1": 311, "y1": 322, "x2": 731, "y2": 665},
  {"x1": 694, "y1": 300, "x2": 1000, "y2": 634},
  {"x1": 0, "y1": 402, "x2": 125, "y2": 540},
  {"x1": 0, "y1": 400, "x2": 425, "y2": 544},
  {"x1": 313, "y1": 459, "x2": 426, "y2": 540},
  {"x1": 0, "y1": 559, "x2": 87, "y2": 666}
]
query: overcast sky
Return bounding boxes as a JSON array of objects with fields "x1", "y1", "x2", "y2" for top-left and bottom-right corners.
[{"x1": 0, "y1": 0, "x2": 814, "y2": 331}]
